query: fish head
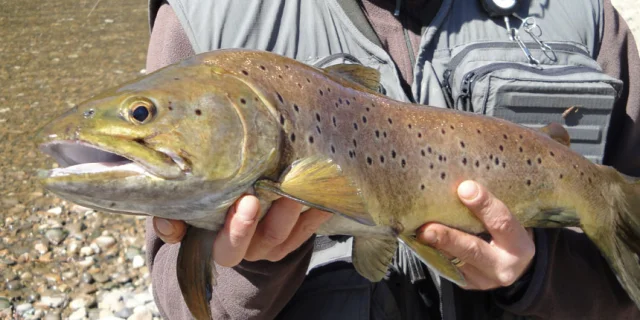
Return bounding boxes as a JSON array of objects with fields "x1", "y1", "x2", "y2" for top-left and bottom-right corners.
[{"x1": 37, "y1": 60, "x2": 281, "y2": 227}]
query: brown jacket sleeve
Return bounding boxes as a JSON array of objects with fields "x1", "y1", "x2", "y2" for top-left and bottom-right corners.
[
  {"x1": 497, "y1": 0, "x2": 640, "y2": 318},
  {"x1": 144, "y1": 4, "x2": 314, "y2": 319}
]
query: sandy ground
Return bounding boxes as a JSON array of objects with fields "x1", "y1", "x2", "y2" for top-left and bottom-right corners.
[{"x1": 612, "y1": 0, "x2": 640, "y2": 51}]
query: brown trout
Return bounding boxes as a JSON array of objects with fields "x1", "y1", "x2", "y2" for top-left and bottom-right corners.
[{"x1": 37, "y1": 49, "x2": 640, "y2": 319}]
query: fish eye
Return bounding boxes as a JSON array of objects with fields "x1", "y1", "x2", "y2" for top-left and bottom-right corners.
[{"x1": 128, "y1": 99, "x2": 156, "y2": 124}]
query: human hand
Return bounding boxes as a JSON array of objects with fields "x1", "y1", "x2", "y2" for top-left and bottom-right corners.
[
  {"x1": 417, "y1": 180, "x2": 535, "y2": 290},
  {"x1": 152, "y1": 195, "x2": 332, "y2": 267}
]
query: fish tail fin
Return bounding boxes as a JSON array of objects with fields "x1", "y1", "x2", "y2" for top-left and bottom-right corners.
[{"x1": 590, "y1": 166, "x2": 640, "y2": 308}]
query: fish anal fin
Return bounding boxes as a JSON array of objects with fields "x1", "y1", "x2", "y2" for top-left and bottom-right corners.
[
  {"x1": 325, "y1": 64, "x2": 381, "y2": 92},
  {"x1": 539, "y1": 123, "x2": 571, "y2": 147},
  {"x1": 256, "y1": 156, "x2": 374, "y2": 226},
  {"x1": 177, "y1": 226, "x2": 217, "y2": 320},
  {"x1": 398, "y1": 234, "x2": 466, "y2": 286},
  {"x1": 526, "y1": 208, "x2": 580, "y2": 228},
  {"x1": 352, "y1": 237, "x2": 398, "y2": 282}
]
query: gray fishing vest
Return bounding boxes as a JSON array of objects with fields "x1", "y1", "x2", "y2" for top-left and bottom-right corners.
[{"x1": 149, "y1": 0, "x2": 621, "y2": 318}]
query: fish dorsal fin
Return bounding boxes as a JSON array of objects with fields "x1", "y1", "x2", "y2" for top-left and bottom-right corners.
[
  {"x1": 325, "y1": 64, "x2": 381, "y2": 92},
  {"x1": 539, "y1": 123, "x2": 571, "y2": 147},
  {"x1": 255, "y1": 156, "x2": 374, "y2": 226}
]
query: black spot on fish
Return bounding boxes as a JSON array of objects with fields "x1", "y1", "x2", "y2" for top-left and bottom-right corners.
[
  {"x1": 392, "y1": 150, "x2": 397, "y2": 158},
  {"x1": 277, "y1": 92, "x2": 284, "y2": 103},
  {"x1": 429, "y1": 163, "x2": 434, "y2": 169},
  {"x1": 441, "y1": 129, "x2": 446, "y2": 135},
  {"x1": 297, "y1": 83, "x2": 302, "y2": 88},
  {"x1": 489, "y1": 154, "x2": 494, "y2": 160},
  {"x1": 499, "y1": 145, "x2": 504, "y2": 151},
  {"x1": 450, "y1": 125, "x2": 454, "y2": 130},
  {"x1": 588, "y1": 177, "x2": 592, "y2": 183},
  {"x1": 375, "y1": 130, "x2": 380, "y2": 138},
  {"x1": 527, "y1": 159, "x2": 532, "y2": 166},
  {"x1": 307, "y1": 78, "x2": 311, "y2": 83},
  {"x1": 401, "y1": 159, "x2": 407, "y2": 168},
  {"x1": 280, "y1": 114, "x2": 285, "y2": 125},
  {"x1": 285, "y1": 65, "x2": 290, "y2": 69},
  {"x1": 366, "y1": 107, "x2": 370, "y2": 112},
  {"x1": 367, "y1": 157, "x2": 373, "y2": 165},
  {"x1": 290, "y1": 133, "x2": 296, "y2": 142},
  {"x1": 333, "y1": 116, "x2": 337, "y2": 127},
  {"x1": 502, "y1": 162, "x2": 506, "y2": 168},
  {"x1": 168, "y1": 106, "x2": 173, "y2": 111},
  {"x1": 559, "y1": 174, "x2": 564, "y2": 179},
  {"x1": 335, "y1": 102, "x2": 339, "y2": 108},
  {"x1": 316, "y1": 113, "x2": 321, "y2": 122},
  {"x1": 362, "y1": 116, "x2": 367, "y2": 123},
  {"x1": 438, "y1": 155, "x2": 443, "y2": 162},
  {"x1": 526, "y1": 180, "x2": 531, "y2": 186},
  {"x1": 495, "y1": 157, "x2": 499, "y2": 165},
  {"x1": 441, "y1": 172, "x2": 446, "y2": 180},
  {"x1": 242, "y1": 70, "x2": 249, "y2": 75},
  {"x1": 475, "y1": 160, "x2": 480, "y2": 167},
  {"x1": 421, "y1": 150, "x2": 426, "y2": 156},
  {"x1": 519, "y1": 134, "x2": 523, "y2": 139},
  {"x1": 380, "y1": 155, "x2": 385, "y2": 163},
  {"x1": 388, "y1": 118, "x2": 393, "y2": 124},
  {"x1": 383, "y1": 132, "x2": 387, "y2": 138},
  {"x1": 421, "y1": 184, "x2": 425, "y2": 190},
  {"x1": 319, "y1": 89, "x2": 323, "y2": 96},
  {"x1": 477, "y1": 129, "x2": 482, "y2": 134},
  {"x1": 427, "y1": 147, "x2": 432, "y2": 154},
  {"x1": 353, "y1": 139, "x2": 357, "y2": 148},
  {"x1": 408, "y1": 124, "x2": 412, "y2": 129},
  {"x1": 240, "y1": 98, "x2": 246, "y2": 104},
  {"x1": 417, "y1": 133, "x2": 422, "y2": 138},
  {"x1": 110, "y1": 202, "x2": 116, "y2": 208},
  {"x1": 550, "y1": 151, "x2": 555, "y2": 157},
  {"x1": 486, "y1": 165, "x2": 491, "y2": 170},
  {"x1": 260, "y1": 65, "x2": 266, "y2": 71},
  {"x1": 349, "y1": 151, "x2": 354, "y2": 158},
  {"x1": 537, "y1": 158, "x2": 542, "y2": 164},
  {"x1": 519, "y1": 147, "x2": 524, "y2": 153},
  {"x1": 580, "y1": 172, "x2": 584, "y2": 176},
  {"x1": 462, "y1": 158, "x2": 467, "y2": 165},
  {"x1": 503, "y1": 134, "x2": 508, "y2": 140},
  {"x1": 331, "y1": 145, "x2": 336, "y2": 153},
  {"x1": 294, "y1": 104, "x2": 299, "y2": 112},
  {"x1": 353, "y1": 123, "x2": 358, "y2": 130},
  {"x1": 346, "y1": 100, "x2": 350, "y2": 105},
  {"x1": 339, "y1": 98, "x2": 343, "y2": 104},
  {"x1": 460, "y1": 141, "x2": 465, "y2": 148},
  {"x1": 316, "y1": 126, "x2": 322, "y2": 134},
  {"x1": 278, "y1": 75, "x2": 283, "y2": 79},
  {"x1": 309, "y1": 136, "x2": 314, "y2": 144},
  {"x1": 195, "y1": 109, "x2": 202, "y2": 116}
]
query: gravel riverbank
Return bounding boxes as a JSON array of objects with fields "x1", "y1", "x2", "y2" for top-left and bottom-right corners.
[{"x1": 0, "y1": 1, "x2": 638, "y2": 319}]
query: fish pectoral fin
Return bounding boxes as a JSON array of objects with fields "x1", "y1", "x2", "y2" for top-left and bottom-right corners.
[
  {"x1": 398, "y1": 234, "x2": 466, "y2": 287},
  {"x1": 539, "y1": 123, "x2": 571, "y2": 147},
  {"x1": 255, "y1": 156, "x2": 374, "y2": 226},
  {"x1": 352, "y1": 236, "x2": 398, "y2": 282},
  {"x1": 325, "y1": 64, "x2": 381, "y2": 92},
  {"x1": 177, "y1": 226, "x2": 217, "y2": 320}
]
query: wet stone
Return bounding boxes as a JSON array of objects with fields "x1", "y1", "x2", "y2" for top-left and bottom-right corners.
[
  {"x1": 93, "y1": 273, "x2": 110, "y2": 284},
  {"x1": 7, "y1": 279, "x2": 23, "y2": 290},
  {"x1": 81, "y1": 272, "x2": 94, "y2": 284},
  {"x1": 114, "y1": 306, "x2": 133, "y2": 318},
  {"x1": 15, "y1": 302, "x2": 33, "y2": 315},
  {"x1": 95, "y1": 235, "x2": 116, "y2": 250},
  {"x1": 80, "y1": 284, "x2": 97, "y2": 295},
  {"x1": 68, "y1": 307, "x2": 87, "y2": 320},
  {"x1": 0, "y1": 296, "x2": 11, "y2": 309}
]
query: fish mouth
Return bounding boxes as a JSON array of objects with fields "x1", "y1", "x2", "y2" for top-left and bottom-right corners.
[{"x1": 39, "y1": 140, "x2": 185, "y2": 180}]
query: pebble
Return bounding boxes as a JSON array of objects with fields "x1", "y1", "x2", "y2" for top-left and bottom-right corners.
[
  {"x1": 70, "y1": 295, "x2": 96, "y2": 310},
  {"x1": 115, "y1": 307, "x2": 133, "y2": 318},
  {"x1": 0, "y1": 296, "x2": 11, "y2": 309},
  {"x1": 45, "y1": 228, "x2": 67, "y2": 245},
  {"x1": 129, "y1": 306, "x2": 153, "y2": 320},
  {"x1": 79, "y1": 246, "x2": 94, "y2": 256},
  {"x1": 95, "y1": 235, "x2": 116, "y2": 249},
  {"x1": 15, "y1": 302, "x2": 33, "y2": 315},
  {"x1": 68, "y1": 307, "x2": 87, "y2": 319},
  {"x1": 132, "y1": 255, "x2": 145, "y2": 268},
  {"x1": 7, "y1": 279, "x2": 23, "y2": 290},
  {"x1": 34, "y1": 241, "x2": 49, "y2": 255},
  {"x1": 76, "y1": 256, "x2": 95, "y2": 268},
  {"x1": 46, "y1": 206, "x2": 63, "y2": 215},
  {"x1": 40, "y1": 294, "x2": 68, "y2": 308}
]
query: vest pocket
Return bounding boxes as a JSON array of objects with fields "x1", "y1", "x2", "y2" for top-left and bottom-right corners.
[{"x1": 441, "y1": 42, "x2": 623, "y2": 163}]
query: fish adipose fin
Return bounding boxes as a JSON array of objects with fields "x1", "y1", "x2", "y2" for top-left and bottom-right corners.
[
  {"x1": 352, "y1": 236, "x2": 398, "y2": 281},
  {"x1": 177, "y1": 226, "x2": 217, "y2": 320},
  {"x1": 398, "y1": 234, "x2": 466, "y2": 286},
  {"x1": 255, "y1": 156, "x2": 374, "y2": 226},
  {"x1": 538, "y1": 123, "x2": 571, "y2": 147},
  {"x1": 325, "y1": 64, "x2": 381, "y2": 92},
  {"x1": 589, "y1": 165, "x2": 640, "y2": 309}
]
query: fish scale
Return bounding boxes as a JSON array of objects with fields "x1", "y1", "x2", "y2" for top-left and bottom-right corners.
[{"x1": 37, "y1": 49, "x2": 640, "y2": 320}]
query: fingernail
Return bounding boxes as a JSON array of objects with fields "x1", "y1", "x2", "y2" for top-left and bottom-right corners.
[
  {"x1": 458, "y1": 181, "x2": 479, "y2": 200},
  {"x1": 237, "y1": 196, "x2": 259, "y2": 221},
  {"x1": 155, "y1": 219, "x2": 174, "y2": 236},
  {"x1": 423, "y1": 229, "x2": 438, "y2": 244}
]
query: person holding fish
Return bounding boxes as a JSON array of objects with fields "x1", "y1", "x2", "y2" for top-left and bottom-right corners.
[{"x1": 140, "y1": 0, "x2": 640, "y2": 319}]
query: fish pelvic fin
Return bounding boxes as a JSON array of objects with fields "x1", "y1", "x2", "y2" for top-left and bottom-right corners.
[
  {"x1": 324, "y1": 64, "x2": 381, "y2": 92},
  {"x1": 589, "y1": 166, "x2": 640, "y2": 309},
  {"x1": 177, "y1": 226, "x2": 217, "y2": 320},
  {"x1": 352, "y1": 236, "x2": 397, "y2": 281},
  {"x1": 397, "y1": 234, "x2": 466, "y2": 286}
]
